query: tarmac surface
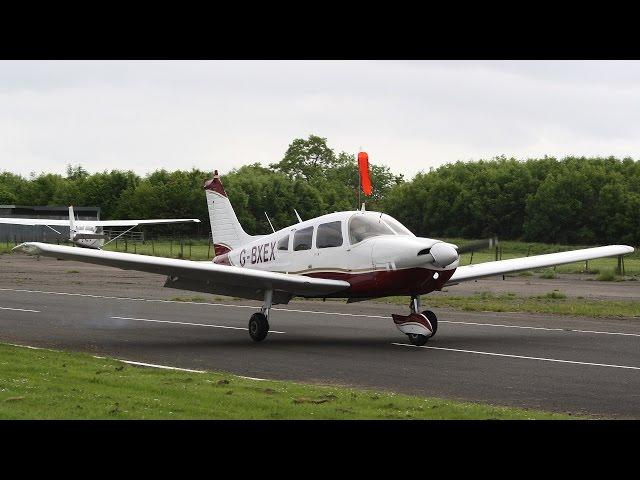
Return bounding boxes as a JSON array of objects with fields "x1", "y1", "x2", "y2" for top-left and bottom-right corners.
[{"x1": 1, "y1": 254, "x2": 639, "y2": 418}]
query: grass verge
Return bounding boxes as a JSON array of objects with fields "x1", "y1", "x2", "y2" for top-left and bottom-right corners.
[
  {"x1": 0, "y1": 343, "x2": 574, "y2": 419},
  {"x1": 170, "y1": 295, "x2": 208, "y2": 303},
  {"x1": 378, "y1": 292, "x2": 640, "y2": 318}
]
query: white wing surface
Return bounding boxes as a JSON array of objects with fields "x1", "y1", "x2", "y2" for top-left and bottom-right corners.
[
  {"x1": 0, "y1": 218, "x2": 200, "y2": 227},
  {"x1": 0, "y1": 218, "x2": 72, "y2": 226},
  {"x1": 13, "y1": 242, "x2": 350, "y2": 297},
  {"x1": 447, "y1": 245, "x2": 634, "y2": 284},
  {"x1": 91, "y1": 219, "x2": 200, "y2": 226}
]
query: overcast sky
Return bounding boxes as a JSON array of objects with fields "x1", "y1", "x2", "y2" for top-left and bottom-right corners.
[{"x1": 1, "y1": 60, "x2": 639, "y2": 179}]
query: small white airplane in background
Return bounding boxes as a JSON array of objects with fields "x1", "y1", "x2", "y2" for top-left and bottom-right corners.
[
  {"x1": 1, "y1": 205, "x2": 200, "y2": 249},
  {"x1": 14, "y1": 170, "x2": 634, "y2": 345}
]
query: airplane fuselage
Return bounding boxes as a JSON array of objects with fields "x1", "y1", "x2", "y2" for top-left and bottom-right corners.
[
  {"x1": 213, "y1": 210, "x2": 457, "y2": 298},
  {"x1": 71, "y1": 224, "x2": 106, "y2": 249}
]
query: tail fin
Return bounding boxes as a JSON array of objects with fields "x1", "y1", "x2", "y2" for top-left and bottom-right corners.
[
  {"x1": 68, "y1": 205, "x2": 76, "y2": 241},
  {"x1": 204, "y1": 170, "x2": 257, "y2": 256}
]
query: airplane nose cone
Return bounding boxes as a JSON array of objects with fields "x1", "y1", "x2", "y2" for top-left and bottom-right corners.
[{"x1": 429, "y1": 242, "x2": 459, "y2": 268}]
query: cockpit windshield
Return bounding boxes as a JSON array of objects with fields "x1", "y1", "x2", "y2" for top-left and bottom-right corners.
[
  {"x1": 348, "y1": 214, "x2": 395, "y2": 245},
  {"x1": 381, "y1": 214, "x2": 414, "y2": 236}
]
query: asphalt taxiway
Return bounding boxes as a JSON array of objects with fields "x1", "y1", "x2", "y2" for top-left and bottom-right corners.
[{"x1": 0, "y1": 255, "x2": 638, "y2": 417}]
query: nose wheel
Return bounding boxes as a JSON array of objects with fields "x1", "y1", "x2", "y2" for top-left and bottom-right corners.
[
  {"x1": 406, "y1": 310, "x2": 438, "y2": 345},
  {"x1": 392, "y1": 296, "x2": 438, "y2": 345}
]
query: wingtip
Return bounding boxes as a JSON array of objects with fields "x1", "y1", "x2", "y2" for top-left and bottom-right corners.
[
  {"x1": 12, "y1": 242, "x2": 40, "y2": 255},
  {"x1": 613, "y1": 245, "x2": 635, "y2": 254}
]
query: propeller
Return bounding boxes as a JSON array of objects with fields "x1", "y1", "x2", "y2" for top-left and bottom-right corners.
[{"x1": 455, "y1": 236, "x2": 499, "y2": 255}]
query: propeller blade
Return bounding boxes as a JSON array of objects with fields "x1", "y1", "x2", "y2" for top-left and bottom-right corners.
[{"x1": 456, "y1": 237, "x2": 499, "y2": 254}]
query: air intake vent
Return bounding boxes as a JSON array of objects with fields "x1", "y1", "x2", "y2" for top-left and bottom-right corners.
[{"x1": 417, "y1": 248, "x2": 431, "y2": 256}]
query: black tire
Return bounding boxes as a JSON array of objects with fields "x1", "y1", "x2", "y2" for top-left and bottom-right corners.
[
  {"x1": 248, "y1": 312, "x2": 269, "y2": 342},
  {"x1": 422, "y1": 310, "x2": 438, "y2": 338},
  {"x1": 407, "y1": 333, "x2": 429, "y2": 346}
]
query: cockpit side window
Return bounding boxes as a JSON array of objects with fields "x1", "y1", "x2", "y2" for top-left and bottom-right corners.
[
  {"x1": 316, "y1": 221, "x2": 343, "y2": 248},
  {"x1": 277, "y1": 235, "x2": 289, "y2": 251},
  {"x1": 348, "y1": 214, "x2": 395, "y2": 245},
  {"x1": 293, "y1": 226, "x2": 313, "y2": 251}
]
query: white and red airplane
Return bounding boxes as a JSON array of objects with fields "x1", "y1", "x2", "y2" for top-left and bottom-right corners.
[
  {"x1": 14, "y1": 170, "x2": 634, "y2": 345},
  {"x1": 1, "y1": 205, "x2": 200, "y2": 249}
]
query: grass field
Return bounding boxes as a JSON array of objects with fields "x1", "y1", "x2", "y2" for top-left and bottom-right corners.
[
  {"x1": 379, "y1": 292, "x2": 640, "y2": 318},
  {"x1": 0, "y1": 343, "x2": 576, "y2": 420}
]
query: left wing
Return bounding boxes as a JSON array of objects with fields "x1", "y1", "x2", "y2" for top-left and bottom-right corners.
[
  {"x1": 13, "y1": 242, "x2": 350, "y2": 298},
  {"x1": 0, "y1": 218, "x2": 72, "y2": 226},
  {"x1": 447, "y1": 245, "x2": 634, "y2": 284},
  {"x1": 0, "y1": 218, "x2": 200, "y2": 227},
  {"x1": 92, "y1": 219, "x2": 201, "y2": 227}
]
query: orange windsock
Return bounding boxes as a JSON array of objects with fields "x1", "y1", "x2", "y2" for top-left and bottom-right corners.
[{"x1": 358, "y1": 151, "x2": 372, "y2": 196}]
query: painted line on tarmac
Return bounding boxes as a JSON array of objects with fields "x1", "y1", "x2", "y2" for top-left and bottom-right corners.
[
  {"x1": 0, "y1": 286, "x2": 391, "y2": 318},
  {"x1": 0, "y1": 306, "x2": 41, "y2": 313},
  {"x1": 5, "y1": 342, "x2": 46, "y2": 350},
  {"x1": 438, "y1": 320, "x2": 640, "y2": 337},
  {"x1": 3, "y1": 342, "x2": 271, "y2": 378},
  {"x1": 392, "y1": 343, "x2": 640, "y2": 370},
  {"x1": 110, "y1": 316, "x2": 287, "y2": 334},
  {"x1": 114, "y1": 359, "x2": 206, "y2": 373},
  {"x1": 2, "y1": 287, "x2": 639, "y2": 338}
]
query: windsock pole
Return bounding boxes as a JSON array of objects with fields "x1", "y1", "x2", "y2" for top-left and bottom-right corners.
[{"x1": 357, "y1": 150, "x2": 361, "y2": 209}]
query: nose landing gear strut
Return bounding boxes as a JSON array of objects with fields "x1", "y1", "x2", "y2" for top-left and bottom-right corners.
[{"x1": 391, "y1": 295, "x2": 438, "y2": 346}]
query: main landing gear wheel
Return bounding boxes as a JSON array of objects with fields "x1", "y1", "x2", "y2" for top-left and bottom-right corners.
[
  {"x1": 249, "y1": 313, "x2": 269, "y2": 342},
  {"x1": 406, "y1": 310, "x2": 438, "y2": 346}
]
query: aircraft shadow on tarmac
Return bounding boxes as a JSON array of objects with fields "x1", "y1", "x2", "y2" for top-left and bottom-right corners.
[{"x1": 92, "y1": 332, "x2": 530, "y2": 350}]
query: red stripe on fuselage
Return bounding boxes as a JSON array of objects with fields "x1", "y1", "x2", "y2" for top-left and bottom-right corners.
[
  {"x1": 213, "y1": 251, "x2": 232, "y2": 265},
  {"x1": 305, "y1": 267, "x2": 455, "y2": 297},
  {"x1": 213, "y1": 244, "x2": 232, "y2": 257}
]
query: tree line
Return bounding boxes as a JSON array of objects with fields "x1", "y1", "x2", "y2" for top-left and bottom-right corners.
[{"x1": 1, "y1": 135, "x2": 638, "y2": 245}]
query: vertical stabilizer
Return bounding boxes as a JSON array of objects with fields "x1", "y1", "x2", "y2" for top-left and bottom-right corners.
[
  {"x1": 68, "y1": 205, "x2": 76, "y2": 241},
  {"x1": 204, "y1": 171, "x2": 257, "y2": 256}
]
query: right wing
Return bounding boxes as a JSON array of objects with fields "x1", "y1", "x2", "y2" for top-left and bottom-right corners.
[{"x1": 13, "y1": 242, "x2": 350, "y2": 298}]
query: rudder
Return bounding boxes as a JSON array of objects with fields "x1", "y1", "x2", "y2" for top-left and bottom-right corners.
[{"x1": 204, "y1": 170, "x2": 256, "y2": 256}]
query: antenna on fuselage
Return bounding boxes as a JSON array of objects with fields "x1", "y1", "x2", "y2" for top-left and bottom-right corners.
[
  {"x1": 360, "y1": 203, "x2": 366, "y2": 212},
  {"x1": 294, "y1": 209, "x2": 303, "y2": 223},
  {"x1": 264, "y1": 212, "x2": 276, "y2": 233}
]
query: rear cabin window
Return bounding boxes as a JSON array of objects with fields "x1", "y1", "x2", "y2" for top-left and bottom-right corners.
[
  {"x1": 316, "y1": 221, "x2": 343, "y2": 248},
  {"x1": 293, "y1": 226, "x2": 313, "y2": 251},
  {"x1": 277, "y1": 235, "x2": 289, "y2": 251}
]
